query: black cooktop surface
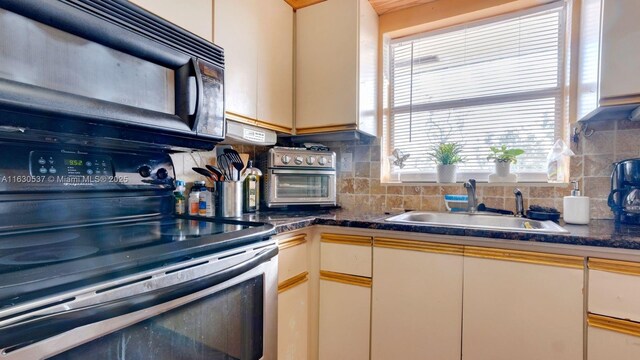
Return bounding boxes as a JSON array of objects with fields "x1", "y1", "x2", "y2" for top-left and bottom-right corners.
[{"x1": 0, "y1": 216, "x2": 275, "y2": 305}]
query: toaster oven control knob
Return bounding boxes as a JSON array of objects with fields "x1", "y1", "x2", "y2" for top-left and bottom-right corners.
[
  {"x1": 294, "y1": 156, "x2": 304, "y2": 165},
  {"x1": 281, "y1": 155, "x2": 291, "y2": 164},
  {"x1": 138, "y1": 165, "x2": 152, "y2": 178},
  {"x1": 306, "y1": 156, "x2": 316, "y2": 165},
  {"x1": 318, "y1": 157, "x2": 327, "y2": 166},
  {"x1": 156, "y1": 168, "x2": 169, "y2": 180}
]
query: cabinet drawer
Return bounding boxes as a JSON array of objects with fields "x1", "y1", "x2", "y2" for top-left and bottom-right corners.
[
  {"x1": 277, "y1": 233, "x2": 308, "y2": 283},
  {"x1": 589, "y1": 258, "x2": 640, "y2": 322},
  {"x1": 588, "y1": 314, "x2": 640, "y2": 360},
  {"x1": 320, "y1": 233, "x2": 372, "y2": 277}
]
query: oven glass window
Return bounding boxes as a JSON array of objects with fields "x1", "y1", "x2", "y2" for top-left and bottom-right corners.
[
  {"x1": 49, "y1": 277, "x2": 264, "y2": 360},
  {"x1": 275, "y1": 174, "x2": 329, "y2": 198}
]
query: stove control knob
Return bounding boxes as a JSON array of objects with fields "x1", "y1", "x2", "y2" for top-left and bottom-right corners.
[
  {"x1": 281, "y1": 155, "x2": 291, "y2": 164},
  {"x1": 294, "y1": 156, "x2": 304, "y2": 165},
  {"x1": 156, "y1": 168, "x2": 169, "y2": 180},
  {"x1": 138, "y1": 165, "x2": 152, "y2": 178},
  {"x1": 318, "y1": 157, "x2": 327, "y2": 166},
  {"x1": 306, "y1": 156, "x2": 316, "y2": 165}
]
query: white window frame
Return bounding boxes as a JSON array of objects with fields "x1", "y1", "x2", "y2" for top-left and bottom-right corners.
[{"x1": 384, "y1": 1, "x2": 569, "y2": 184}]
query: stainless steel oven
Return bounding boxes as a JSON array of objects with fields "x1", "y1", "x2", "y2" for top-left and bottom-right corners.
[
  {"x1": 0, "y1": 141, "x2": 277, "y2": 360},
  {"x1": 0, "y1": 239, "x2": 277, "y2": 360},
  {"x1": 262, "y1": 147, "x2": 336, "y2": 208}
]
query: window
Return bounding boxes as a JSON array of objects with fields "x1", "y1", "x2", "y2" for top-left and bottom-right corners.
[{"x1": 388, "y1": 2, "x2": 566, "y2": 182}]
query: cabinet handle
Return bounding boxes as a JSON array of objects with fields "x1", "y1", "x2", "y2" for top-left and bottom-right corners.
[
  {"x1": 321, "y1": 233, "x2": 372, "y2": 246},
  {"x1": 278, "y1": 234, "x2": 307, "y2": 250},
  {"x1": 588, "y1": 313, "x2": 640, "y2": 338},
  {"x1": 320, "y1": 270, "x2": 371, "y2": 288}
]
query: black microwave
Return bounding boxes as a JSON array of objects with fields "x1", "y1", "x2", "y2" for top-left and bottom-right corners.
[{"x1": 0, "y1": 0, "x2": 224, "y2": 151}]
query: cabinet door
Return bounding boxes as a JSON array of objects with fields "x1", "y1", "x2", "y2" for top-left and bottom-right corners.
[
  {"x1": 129, "y1": 0, "x2": 213, "y2": 42},
  {"x1": 213, "y1": 0, "x2": 258, "y2": 120},
  {"x1": 371, "y1": 240, "x2": 463, "y2": 360},
  {"x1": 295, "y1": 0, "x2": 358, "y2": 131},
  {"x1": 279, "y1": 281, "x2": 309, "y2": 360},
  {"x1": 257, "y1": 0, "x2": 293, "y2": 133},
  {"x1": 599, "y1": 0, "x2": 640, "y2": 100},
  {"x1": 588, "y1": 315, "x2": 640, "y2": 360},
  {"x1": 319, "y1": 276, "x2": 371, "y2": 360},
  {"x1": 462, "y1": 248, "x2": 584, "y2": 360}
]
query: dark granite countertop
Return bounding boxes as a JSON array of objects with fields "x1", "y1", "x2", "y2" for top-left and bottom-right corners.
[{"x1": 239, "y1": 209, "x2": 640, "y2": 251}]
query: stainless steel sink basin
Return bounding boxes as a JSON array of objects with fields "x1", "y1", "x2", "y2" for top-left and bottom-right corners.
[{"x1": 385, "y1": 211, "x2": 569, "y2": 234}]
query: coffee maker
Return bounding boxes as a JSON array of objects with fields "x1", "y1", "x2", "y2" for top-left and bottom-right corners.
[{"x1": 609, "y1": 158, "x2": 640, "y2": 224}]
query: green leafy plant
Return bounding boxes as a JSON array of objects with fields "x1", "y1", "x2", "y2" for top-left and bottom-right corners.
[
  {"x1": 428, "y1": 143, "x2": 465, "y2": 165},
  {"x1": 487, "y1": 145, "x2": 525, "y2": 164}
]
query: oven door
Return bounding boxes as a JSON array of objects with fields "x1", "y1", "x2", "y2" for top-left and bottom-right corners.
[
  {"x1": 269, "y1": 169, "x2": 337, "y2": 206},
  {"x1": 0, "y1": 243, "x2": 277, "y2": 360}
]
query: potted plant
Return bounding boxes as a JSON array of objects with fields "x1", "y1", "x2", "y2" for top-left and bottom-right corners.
[
  {"x1": 428, "y1": 143, "x2": 464, "y2": 183},
  {"x1": 487, "y1": 145, "x2": 524, "y2": 182}
]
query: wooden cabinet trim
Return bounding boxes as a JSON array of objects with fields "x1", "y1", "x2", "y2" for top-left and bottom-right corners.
[
  {"x1": 278, "y1": 234, "x2": 308, "y2": 250},
  {"x1": 321, "y1": 233, "x2": 373, "y2": 246},
  {"x1": 588, "y1": 313, "x2": 640, "y2": 338},
  {"x1": 464, "y1": 246, "x2": 584, "y2": 269},
  {"x1": 589, "y1": 258, "x2": 640, "y2": 276},
  {"x1": 320, "y1": 270, "x2": 372, "y2": 288},
  {"x1": 226, "y1": 111, "x2": 293, "y2": 134},
  {"x1": 278, "y1": 271, "x2": 309, "y2": 293},
  {"x1": 295, "y1": 124, "x2": 358, "y2": 134},
  {"x1": 284, "y1": 0, "x2": 326, "y2": 10},
  {"x1": 374, "y1": 237, "x2": 463, "y2": 255},
  {"x1": 599, "y1": 94, "x2": 640, "y2": 107}
]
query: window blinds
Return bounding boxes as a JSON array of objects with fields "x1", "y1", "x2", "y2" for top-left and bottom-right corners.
[{"x1": 390, "y1": 3, "x2": 565, "y2": 177}]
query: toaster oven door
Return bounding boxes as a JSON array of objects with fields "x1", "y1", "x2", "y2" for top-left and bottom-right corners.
[{"x1": 269, "y1": 169, "x2": 336, "y2": 206}]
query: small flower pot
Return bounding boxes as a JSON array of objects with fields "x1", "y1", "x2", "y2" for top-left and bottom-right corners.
[
  {"x1": 436, "y1": 164, "x2": 458, "y2": 183},
  {"x1": 495, "y1": 161, "x2": 511, "y2": 177},
  {"x1": 488, "y1": 161, "x2": 517, "y2": 183}
]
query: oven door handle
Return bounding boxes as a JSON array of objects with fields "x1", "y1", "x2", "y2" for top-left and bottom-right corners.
[{"x1": 0, "y1": 246, "x2": 278, "y2": 350}]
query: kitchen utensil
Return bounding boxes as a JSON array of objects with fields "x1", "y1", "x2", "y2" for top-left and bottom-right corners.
[
  {"x1": 206, "y1": 165, "x2": 224, "y2": 179},
  {"x1": 192, "y1": 167, "x2": 217, "y2": 181},
  {"x1": 526, "y1": 210, "x2": 561, "y2": 222},
  {"x1": 477, "y1": 203, "x2": 514, "y2": 215},
  {"x1": 216, "y1": 155, "x2": 233, "y2": 181},
  {"x1": 223, "y1": 148, "x2": 245, "y2": 180},
  {"x1": 215, "y1": 181, "x2": 243, "y2": 217}
]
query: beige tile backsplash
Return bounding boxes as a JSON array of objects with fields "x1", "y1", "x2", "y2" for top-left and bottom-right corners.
[{"x1": 170, "y1": 117, "x2": 638, "y2": 219}]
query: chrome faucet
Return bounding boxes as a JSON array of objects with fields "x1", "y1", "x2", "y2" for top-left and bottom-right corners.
[
  {"x1": 514, "y1": 188, "x2": 525, "y2": 217},
  {"x1": 463, "y1": 179, "x2": 478, "y2": 213}
]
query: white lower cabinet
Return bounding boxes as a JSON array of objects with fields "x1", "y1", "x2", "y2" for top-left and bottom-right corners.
[
  {"x1": 318, "y1": 232, "x2": 372, "y2": 360},
  {"x1": 278, "y1": 281, "x2": 309, "y2": 360},
  {"x1": 462, "y1": 247, "x2": 584, "y2": 360},
  {"x1": 318, "y1": 278, "x2": 371, "y2": 360},
  {"x1": 371, "y1": 238, "x2": 464, "y2": 360},
  {"x1": 588, "y1": 316, "x2": 640, "y2": 360}
]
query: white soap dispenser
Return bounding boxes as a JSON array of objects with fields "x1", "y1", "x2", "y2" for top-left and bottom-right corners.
[{"x1": 563, "y1": 181, "x2": 590, "y2": 225}]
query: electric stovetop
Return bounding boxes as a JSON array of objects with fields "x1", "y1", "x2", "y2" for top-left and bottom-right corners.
[{"x1": 0, "y1": 216, "x2": 275, "y2": 305}]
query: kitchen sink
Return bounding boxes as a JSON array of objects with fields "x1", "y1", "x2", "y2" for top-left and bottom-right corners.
[{"x1": 385, "y1": 211, "x2": 569, "y2": 234}]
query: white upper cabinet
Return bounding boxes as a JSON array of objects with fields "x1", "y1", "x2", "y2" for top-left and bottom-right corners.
[
  {"x1": 214, "y1": 0, "x2": 259, "y2": 121},
  {"x1": 257, "y1": 0, "x2": 294, "y2": 133},
  {"x1": 214, "y1": 0, "x2": 294, "y2": 133},
  {"x1": 577, "y1": 0, "x2": 640, "y2": 121},
  {"x1": 129, "y1": 0, "x2": 213, "y2": 41},
  {"x1": 295, "y1": 0, "x2": 378, "y2": 136}
]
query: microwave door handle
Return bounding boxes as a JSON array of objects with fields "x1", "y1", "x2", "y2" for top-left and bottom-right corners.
[
  {"x1": 176, "y1": 58, "x2": 202, "y2": 130},
  {"x1": 0, "y1": 246, "x2": 278, "y2": 350}
]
